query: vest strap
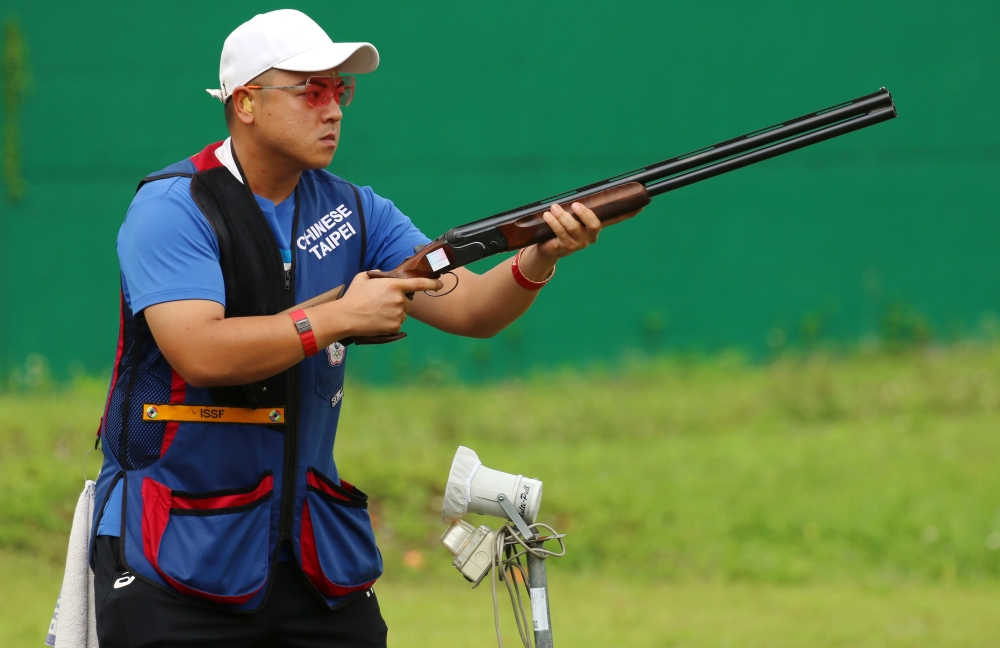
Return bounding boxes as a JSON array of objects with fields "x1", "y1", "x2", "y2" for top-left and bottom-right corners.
[{"x1": 142, "y1": 404, "x2": 285, "y2": 425}]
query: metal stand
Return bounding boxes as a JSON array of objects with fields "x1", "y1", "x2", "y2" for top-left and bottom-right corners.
[
  {"x1": 497, "y1": 492, "x2": 555, "y2": 647},
  {"x1": 527, "y1": 542, "x2": 554, "y2": 648}
]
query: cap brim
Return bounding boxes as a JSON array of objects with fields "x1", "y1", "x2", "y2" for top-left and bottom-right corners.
[{"x1": 273, "y1": 42, "x2": 379, "y2": 75}]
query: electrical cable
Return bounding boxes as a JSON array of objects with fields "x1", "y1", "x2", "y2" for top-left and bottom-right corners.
[{"x1": 487, "y1": 522, "x2": 566, "y2": 648}]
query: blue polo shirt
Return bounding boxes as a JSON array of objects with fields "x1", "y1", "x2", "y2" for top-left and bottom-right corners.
[{"x1": 97, "y1": 174, "x2": 428, "y2": 538}]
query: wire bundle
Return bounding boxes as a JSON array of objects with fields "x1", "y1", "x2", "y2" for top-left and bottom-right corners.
[{"x1": 486, "y1": 522, "x2": 566, "y2": 648}]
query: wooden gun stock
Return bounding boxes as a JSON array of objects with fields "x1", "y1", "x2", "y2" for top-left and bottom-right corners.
[
  {"x1": 355, "y1": 184, "x2": 650, "y2": 345},
  {"x1": 497, "y1": 182, "x2": 651, "y2": 250},
  {"x1": 368, "y1": 182, "x2": 651, "y2": 281}
]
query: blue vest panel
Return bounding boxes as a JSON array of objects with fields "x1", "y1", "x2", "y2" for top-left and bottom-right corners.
[{"x1": 93, "y1": 143, "x2": 383, "y2": 611}]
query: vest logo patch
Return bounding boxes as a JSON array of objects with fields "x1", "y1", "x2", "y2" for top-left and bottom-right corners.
[
  {"x1": 330, "y1": 387, "x2": 344, "y2": 408},
  {"x1": 297, "y1": 204, "x2": 357, "y2": 260},
  {"x1": 327, "y1": 342, "x2": 346, "y2": 367}
]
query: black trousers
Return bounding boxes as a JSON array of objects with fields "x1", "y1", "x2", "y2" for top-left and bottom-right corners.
[{"x1": 93, "y1": 536, "x2": 388, "y2": 648}]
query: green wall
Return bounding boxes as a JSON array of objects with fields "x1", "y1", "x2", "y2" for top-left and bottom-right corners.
[{"x1": 1, "y1": 1, "x2": 997, "y2": 382}]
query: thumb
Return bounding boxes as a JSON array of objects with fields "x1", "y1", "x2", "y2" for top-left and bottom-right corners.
[{"x1": 349, "y1": 270, "x2": 376, "y2": 289}]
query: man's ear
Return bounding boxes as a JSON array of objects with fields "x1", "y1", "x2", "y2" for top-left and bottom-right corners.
[{"x1": 232, "y1": 88, "x2": 255, "y2": 125}]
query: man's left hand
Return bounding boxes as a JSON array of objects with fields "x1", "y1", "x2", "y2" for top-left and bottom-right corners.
[
  {"x1": 515, "y1": 202, "x2": 602, "y2": 282},
  {"x1": 537, "y1": 202, "x2": 601, "y2": 261}
]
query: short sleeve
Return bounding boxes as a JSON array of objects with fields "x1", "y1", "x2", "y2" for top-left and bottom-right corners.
[
  {"x1": 118, "y1": 177, "x2": 225, "y2": 314},
  {"x1": 358, "y1": 186, "x2": 431, "y2": 272}
]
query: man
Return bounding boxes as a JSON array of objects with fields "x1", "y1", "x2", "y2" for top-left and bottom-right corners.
[{"x1": 91, "y1": 9, "x2": 621, "y2": 647}]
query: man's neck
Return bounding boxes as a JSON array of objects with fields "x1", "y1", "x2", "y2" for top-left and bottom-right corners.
[{"x1": 230, "y1": 135, "x2": 301, "y2": 204}]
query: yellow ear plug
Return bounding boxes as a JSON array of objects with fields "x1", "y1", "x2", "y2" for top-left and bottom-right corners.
[{"x1": 242, "y1": 97, "x2": 253, "y2": 113}]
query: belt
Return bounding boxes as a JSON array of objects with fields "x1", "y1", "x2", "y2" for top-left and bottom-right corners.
[{"x1": 142, "y1": 404, "x2": 285, "y2": 424}]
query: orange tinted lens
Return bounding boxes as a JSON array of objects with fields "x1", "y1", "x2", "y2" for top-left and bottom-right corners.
[{"x1": 305, "y1": 77, "x2": 335, "y2": 106}]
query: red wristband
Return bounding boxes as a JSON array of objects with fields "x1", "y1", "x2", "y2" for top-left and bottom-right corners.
[
  {"x1": 511, "y1": 248, "x2": 555, "y2": 291},
  {"x1": 289, "y1": 309, "x2": 319, "y2": 357}
]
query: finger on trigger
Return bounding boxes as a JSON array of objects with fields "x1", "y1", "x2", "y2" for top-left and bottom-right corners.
[
  {"x1": 422, "y1": 277, "x2": 444, "y2": 291},
  {"x1": 401, "y1": 278, "x2": 442, "y2": 294}
]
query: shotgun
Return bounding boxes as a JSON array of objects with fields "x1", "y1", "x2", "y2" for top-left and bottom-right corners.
[{"x1": 307, "y1": 88, "x2": 897, "y2": 344}]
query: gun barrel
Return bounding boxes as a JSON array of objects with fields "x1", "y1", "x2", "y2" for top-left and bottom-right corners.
[
  {"x1": 629, "y1": 91, "x2": 894, "y2": 188},
  {"x1": 646, "y1": 105, "x2": 897, "y2": 197},
  {"x1": 446, "y1": 89, "x2": 896, "y2": 244}
]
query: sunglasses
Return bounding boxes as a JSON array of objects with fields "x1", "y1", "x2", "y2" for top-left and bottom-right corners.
[{"x1": 246, "y1": 75, "x2": 355, "y2": 107}]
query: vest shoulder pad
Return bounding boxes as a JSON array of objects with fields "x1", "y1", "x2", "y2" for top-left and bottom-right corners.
[{"x1": 136, "y1": 142, "x2": 226, "y2": 193}]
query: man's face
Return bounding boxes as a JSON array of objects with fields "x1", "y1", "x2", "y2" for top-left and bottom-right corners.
[{"x1": 248, "y1": 67, "x2": 344, "y2": 170}]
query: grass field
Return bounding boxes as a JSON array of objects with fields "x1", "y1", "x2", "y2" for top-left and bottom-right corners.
[
  {"x1": 5, "y1": 345, "x2": 1000, "y2": 646},
  {"x1": 7, "y1": 548, "x2": 1000, "y2": 647}
]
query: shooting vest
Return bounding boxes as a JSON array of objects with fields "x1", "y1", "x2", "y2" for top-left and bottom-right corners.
[{"x1": 91, "y1": 142, "x2": 381, "y2": 611}]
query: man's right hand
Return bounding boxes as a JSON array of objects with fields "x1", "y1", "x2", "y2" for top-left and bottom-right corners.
[
  {"x1": 145, "y1": 272, "x2": 442, "y2": 388},
  {"x1": 316, "y1": 271, "x2": 442, "y2": 340}
]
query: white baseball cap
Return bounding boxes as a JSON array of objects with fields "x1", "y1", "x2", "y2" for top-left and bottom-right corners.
[{"x1": 207, "y1": 9, "x2": 379, "y2": 103}]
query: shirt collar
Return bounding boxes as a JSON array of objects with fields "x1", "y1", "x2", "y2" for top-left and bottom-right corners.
[{"x1": 214, "y1": 137, "x2": 243, "y2": 184}]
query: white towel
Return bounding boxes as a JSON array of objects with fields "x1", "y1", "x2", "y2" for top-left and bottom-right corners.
[{"x1": 46, "y1": 480, "x2": 98, "y2": 648}]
